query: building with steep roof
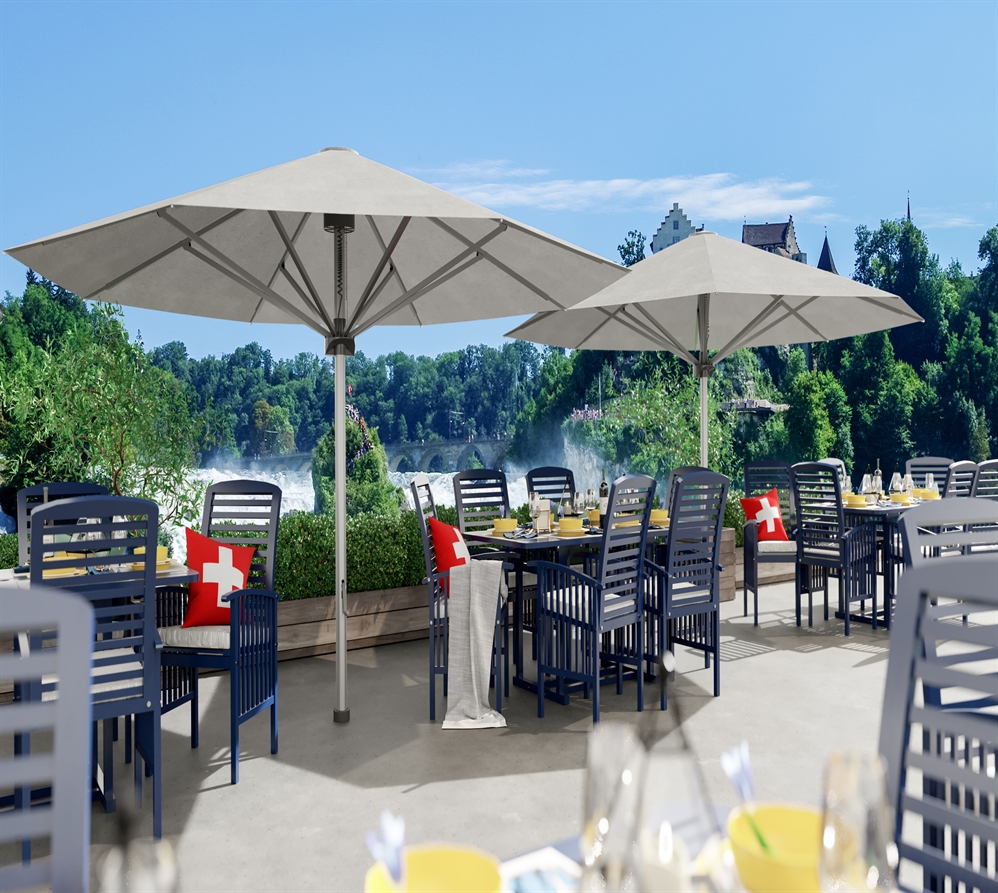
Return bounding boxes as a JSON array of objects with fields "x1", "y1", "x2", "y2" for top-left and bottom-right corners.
[
  {"x1": 650, "y1": 203, "x2": 701, "y2": 253},
  {"x1": 741, "y1": 217, "x2": 807, "y2": 264},
  {"x1": 816, "y1": 234, "x2": 838, "y2": 274}
]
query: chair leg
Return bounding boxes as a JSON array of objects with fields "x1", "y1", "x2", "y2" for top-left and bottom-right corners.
[
  {"x1": 795, "y1": 564, "x2": 802, "y2": 626},
  {"x1": 753, "y1": 581, "x2": 759, "y2": 627},
  {"x1": 271, "y1": 692, "x2": 279, "y2": 755},
  {"x1": 636, "y1": 620, "x2": 644, "y2": 713},
  {"x1": 230, "y1": 675, "x2": 240, "y2": 785},
  {"x1": 102, "y1": 718, "x2": 115, "y2": 813},
  {"x1": 591, "y1": 631, "x2": 601, "y2": 725},
  {"x1": 713, "y1": 611, "x2": 720, "y2": 697},
  {"x1": 191, "y1": 668, "x2": 199, "y2": 749},
  {"x1": 124, "y1": 714, "x2": 132, "y2": 764}
]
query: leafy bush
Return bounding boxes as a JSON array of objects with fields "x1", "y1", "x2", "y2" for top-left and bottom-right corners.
[
  {"x1": 0, "y1": 533, "x2": 17, "y2": 569},
  {"x1": 725, "y1": 488, "x2": 745, "y2": 548}
]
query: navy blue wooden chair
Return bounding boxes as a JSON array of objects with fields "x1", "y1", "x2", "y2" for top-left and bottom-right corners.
[
  {"x1": 971, "y1": 458, "x2": 998, "y2": 499},
  {"x1": 157, "y1": 480, "x2": 280, "y2": 785},
  {"x1": 453, "y1": 469, "x2": 511, "y2": 537},
  {"x1": 1, "y1": 588, "x2": 94, "y2": 890},
  {"x1": 525, "y1": 467, "x2": 576, "y2": 507},
  {"x1": 28, "y1": 496, "x2": 165, "y2": 837},
  {"x1": 16, "y1": 481, "x2": 108, "y2": 567},
  {"x1": 904, "y1": 455, "x2": 952, "y2": 491},
  {"x1": 411, "y1": 474, "x2": 508, "y2": 721},
  {"x1": 897, "y1": 498, "x2": 998, "y2": 566},
  {"x1": 666, "y1": 465, "x2": 706, "y2": 510},
  {"x1": 942, "y1": 460, "x2": 979, "y2": 499},
  {"x1": 644, "y1": 471, "x2": 729, "y2": 710},
  {"x1": 878, "y1": 555, "x2": 997, "y2": 893},
  {"x1": 741, "y1": 461, "x2": 795, "y2": 626},
  {"x1": 533, "y1": 474, "x2": 655, "y2": 723}
]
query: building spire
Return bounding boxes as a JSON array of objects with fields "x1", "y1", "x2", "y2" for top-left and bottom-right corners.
[{"x1": 907, "y1": 191, "x2": 911, "y2": 221}]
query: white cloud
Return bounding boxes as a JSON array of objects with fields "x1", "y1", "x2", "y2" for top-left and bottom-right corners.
[
  {"x1": 916, "y1": 211, "x2": 984, "y2": 229},
  {"x1": 429, "y1": 163, "x2": 829, "y2": 220}
]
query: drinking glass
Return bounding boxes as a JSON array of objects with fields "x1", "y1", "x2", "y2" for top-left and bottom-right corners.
[
  {"x1": 574, "y1": 491, "x2": 586, "y2": 515},
  {"x1": 819, "y1": 752, "x2": 898, "y2": 892},
  {"x1": 924, "y1": 472, "x2": 937, "y2": 495},
  {"x1": 586, "y1": 489, "x2": 597, "y2": 511},
  {"x1": 902, "y1": 473, "x2": 914, "y2": 497},
  {"x1": 529, "y1": 491, "x2": 540, "y2": 527},
  {"x1": 889, "y1": 473, "x2": 903, "y2": 495}
]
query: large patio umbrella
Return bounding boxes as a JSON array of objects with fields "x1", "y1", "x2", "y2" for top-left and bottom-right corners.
[
  {"x1": 506, "y1": 230, "x2": 922, "y2": 468},
  {"x1": 4, "y1": 147, "x2": 627, "y2": 722}
]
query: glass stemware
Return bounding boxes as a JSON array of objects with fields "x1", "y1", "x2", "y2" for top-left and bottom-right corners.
[
  {"x1": 574, "y1": 491, "x2": 586, "y2": 516},
  {"x1": 819, "y1": 752, "x2": 898, "y2": 892},
  {"x1": 586, "y1": 489, "x2": 597, "y2": 512},
  {"x1": 528, "y1": 491, "x2": 540, "y2": 527}
]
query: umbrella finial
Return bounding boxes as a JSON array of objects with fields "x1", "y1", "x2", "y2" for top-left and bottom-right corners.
[{"x1": 321, "y1": 146, "x2": 359, "y2": 154}]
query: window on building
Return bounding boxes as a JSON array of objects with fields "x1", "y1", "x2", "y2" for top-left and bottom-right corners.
[
  {"x1": 673, "y1": 220, "x2": 679, "y2": 230},
  {"x1": 672, "y1": 236, "x2": 680, "y2": 244}
]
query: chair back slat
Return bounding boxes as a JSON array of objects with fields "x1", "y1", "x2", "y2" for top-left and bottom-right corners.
[
  {"x1": 971, "y1": 459, "x2": 998, "y2": 500},
  {"x1": 16, "y1": 481, "x2": 109, "y2": 566},
  {"x1": 452, "y1": 470, "x2": 510, "y2": 535},
  {"x1": 791, "y1": 463, "x2": 843, "y2": 555},
  {"x1": 897, "y1": 498, "x2": 998, "y2": 567},
  {"x1": 743, "y1": 461, "x2": 794, "y2": 525},
  {"x1": 524, "y1": 467, "x2": 576, "y2": 506},
  {"x1": 662, "y1": 471, "x2": 729, "y2": 608},
  {"x1": 666, "y1": 465, "x2": 706, "y2": 511},
  {"x1": 410, "y1": 473, "x2": 439, "y2": 578},
  {"x1": 201, "y1": 480, "x2": 282, "y2": 590},
  {"x1": 878, "y1": 556, "x2": 998, "y2": 893},
  {"x1": 942, "y1": 460, "x2": 979, "y2": 499},
  {"x1": 596, "y1": 475, "x2": 656, "y2": 622},
  {"x1": 905, "y1": 455, "x2": 953, "y2": 490},
  {"x1": 1, "y1": 590, "x2": 94, "y2": 892}
]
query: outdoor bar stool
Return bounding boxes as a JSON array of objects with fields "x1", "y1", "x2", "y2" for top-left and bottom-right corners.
[
  {"x1": 904, "y1": 455, "x2": 953, "y2": 491},
  {"x1": 16, "y1": 481, "x2": 108, "y2": 567},
  {"x1": 411, "y1": 474, "x2": 508, "y2": 722},
  {"x1": 791, "y1": 463, "x2": 879, "y2": 635},
  {"x1": 878, "y1": 555, "x2": 997, "y2": 893},
  {"x1": 644, "y1": 471, "x2": 729, "y2": 710},
  {"x1": 533, "y1": 474, "x2": 655, "y2": 723},
  {"x1": 27, "y1": 496, "x2": 165, "y2": 837},
  {"x1": 741, "y1": 461, "x2": 795, "y2": 626},
  {"x1": 971, "y1": 458, "x2": 998, "y2": 499},
  {"x1": 157, "y1": 480, "x2": 280, "y2": 785},
  {"x1": 942, "y1": 460, "x2": 978, "y2": 498}
]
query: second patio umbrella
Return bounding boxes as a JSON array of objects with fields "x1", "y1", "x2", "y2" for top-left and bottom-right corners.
[
  {"x1": 506, "y1": 230, "x2": 922, "y2": 468},
  {"x1": 4, "y1": 147, "x2": 627, "y2": 721}
]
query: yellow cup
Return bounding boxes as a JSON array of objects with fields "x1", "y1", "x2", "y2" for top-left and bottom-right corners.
[
  {"x1": 365, "y1": 845, "x2": 501, "y2": 893},
  {"x1": 588, "y1": 509, "x2": 601, "y2": 526},
  {"x1": 650, "y1": 509, "x2": 669, "y2": 524},
  {"x1": 728, "y1": 804, "x2": 821, "y2": 893},
  {"x1": 493, "y1": 517, "x2": 517, "y2": 532},
  {"x1": 559, "y1": 516, "x2": 583, "y2": 531}
]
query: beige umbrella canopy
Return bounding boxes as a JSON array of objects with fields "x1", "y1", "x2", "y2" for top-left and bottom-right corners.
[
  {"x1": 5, "y1": 147, "x2": 627, "y2": 722},
  {"x1": 506, "y1": 230, "x2": 922, "y2": 467}
]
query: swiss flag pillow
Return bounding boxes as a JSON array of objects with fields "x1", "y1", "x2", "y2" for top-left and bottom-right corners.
[
  {"x1": 182, "y1": 527, "x2": 256, "y2": 628},
  {"x1": 427, "y1": 517, "x2": 470, "y2": 594},
  {"x1": 740, "y1": 488, "x2": 789, "y2": 542}
]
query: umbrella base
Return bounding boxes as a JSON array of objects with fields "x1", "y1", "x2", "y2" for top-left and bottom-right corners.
[{"x1": 334, "y1": 708, "x2": 351, "y2": 723}]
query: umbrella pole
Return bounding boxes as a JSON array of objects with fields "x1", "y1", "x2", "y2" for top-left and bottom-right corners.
[
  {"x1": 334, "y1": 349, "x2": 349, "y2": 723},
  {"x1": 700, "y1": 374, "x2": 708, "y2": 469}
]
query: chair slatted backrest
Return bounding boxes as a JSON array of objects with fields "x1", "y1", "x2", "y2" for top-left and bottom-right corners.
[
  {"x1": 905, "y1": 455, "x2": 953, "y2": 490},
  {"x1": 663, "y1": 471, "x2": 730, "y2": 608},
  {"x1": 452, "y1": 469, "x2": 510, "y2": 535},
  {"x1": 525, "y1": 467, "x2": 576, "y2": 506},
  {"x1": 597, "y1": 475, "x2": 655, "y2": 625},
  {"x1": 410, "y1": 473, "x2": 439, "y2": 579},
  {"x1": 16, "y1": 481, "x2": 109, "y2": 566},
  {"x1": 29, "y1": 496, "x2": 160, "y2": 718},
  {"x1": 878, "y1": 556, "x2": 998, "y2": 893},
  {"x1": 897, "y1": 498, "x2": 998, "y2": 567},
  {"x1": 791, "y1": 463, "x2": 844, "y2": 555},
  {"x1": 942, "y1": 460, "x2": 978, "y2": 499},
  {"x1": 666, "y1": 466, "x2": 706, "y2": 510},
  {"x1": 743, "y1": 461, "x2": 794, "y2": 526},
  {"x1": 0, "y1": 589, "x2": 94, "y2": 893},
  {"x1": 970, "y1": 458, "x2": 998, "y2": 500},
  {"x1": 202, "y1": 480, "x2": 282, "y2": 590}
]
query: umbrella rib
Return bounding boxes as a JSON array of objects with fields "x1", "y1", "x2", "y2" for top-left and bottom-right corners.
[
  {"x1": 354, "y1": 254, "x2": 485, "y2": 336},
  {"x1": 721, "y1": 297, "x2": 822, "y2": 357},
  {"x1": 499, "y1": 218, "x2": 627, "y2": 269},
  {"x1": 575, "y1": 306, "x2": 626, "y2": 348},
  {"x1": 776, "y1": 296, "x2": 827, "y2": 342},
  {"x1": 254, "y1": 213, "x2": 309, "y2": 323},
  {"x1": 268, "y1": 211, "x2": 334, "y2": 332},
  {"x1": 364, "y1": 216, "x2": 420, "y2": 325},
  {"x1": 82, "y1": 208, "x2": 243, "y2": 299},
  {"x1": 351, "y1": 224, "x2": 505, "y2": 333},
  {"x1": 853, "y1": 293, "x2": 924, "y2": 321},
  {"x1": 182, "y1": 242, "x2": 326, "y2": 334},
  {"x1": 278, "y1": 265, "x2": 328, "y2": 324},
  {"x1": 713, "y1": 294, "x2": 785, "y2": 360},
  {"x1": 429, "y1": 218, "x2": 566, "y2": 310},
  {"x1": 348, "y1": 216, "x2": 411, "y2": 331},
  {"x1": 610, "y1": 307, "x2": 675, "y2": 351},
  {"x1": 629, "y1": 303, "x2": 699, "y2": 363}
]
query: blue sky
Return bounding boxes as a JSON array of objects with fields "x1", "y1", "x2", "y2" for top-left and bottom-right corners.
[{"x1": 2, "y1": 0, "x2": 995, "y2": 361}]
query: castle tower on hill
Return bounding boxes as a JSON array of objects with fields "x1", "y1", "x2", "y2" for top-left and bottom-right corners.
[{"x1": 650, "y1": 203, "x2": 701, "y2": 253}]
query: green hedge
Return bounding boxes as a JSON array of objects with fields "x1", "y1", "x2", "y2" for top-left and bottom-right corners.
[
  {"x1": 0, "y1": 533, "x2": 17, "y2": 569},
  {"x1": 725, "y1": 488, "x2": 745, "y2": 547}
]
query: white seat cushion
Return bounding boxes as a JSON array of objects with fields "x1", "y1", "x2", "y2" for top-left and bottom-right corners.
[
  {"x1": 757, "y1": 540, "x2": 798, "y2": 554},
  {"x1": 159, "y1": 625, "x2": 229, "y2": 650}
]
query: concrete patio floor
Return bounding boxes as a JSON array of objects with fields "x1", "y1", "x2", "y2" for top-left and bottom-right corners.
[{"x1": 86, "y1": 578, "x2": 891, "y2": 891}]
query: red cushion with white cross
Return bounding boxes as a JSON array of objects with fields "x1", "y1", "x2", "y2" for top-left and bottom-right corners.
[
  {"x1": 427, "y1": 517, "x2": 471, "y2": 587},
  {"x1": 740, "y1": 488, "x2": 789, "y2": 542},
  {"x1": 182, "y1": 527, "x2": 256, "y2": 628}
]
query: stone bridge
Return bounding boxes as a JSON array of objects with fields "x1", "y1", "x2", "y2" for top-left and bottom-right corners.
[{"x1": 383, "y1": 438, "x2": 508, "y2": 473}]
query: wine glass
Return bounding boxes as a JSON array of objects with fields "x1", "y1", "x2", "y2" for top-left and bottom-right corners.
[
  {"x1": 819, "y1": 752, "x2": 898, "y2": 892},
  {"x1": 889, "y1": 472, "x2": 903, "y2": 496},
  {"x1": 574, "y1": 491, "x2": 586, "y2": 516},
  {"x1": 529, "y1": 491, "x2": 540, "y2": 528}
]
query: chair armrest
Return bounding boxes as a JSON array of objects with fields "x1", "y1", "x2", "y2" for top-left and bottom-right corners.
[
  {"x1": 222, "y1": 588, "x2": 281, "y2": 604},
  {"x1": 531, "y1": 559, "x2": 600, "y2": 591},
  {"x1": 743, "y1": 520, "x2": 759, "y2": 551}
]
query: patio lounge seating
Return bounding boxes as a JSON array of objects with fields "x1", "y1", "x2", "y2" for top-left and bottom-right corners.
[
  {"x1": 533, "y1": 474, "x2": 655, "y2": 723},
  {"x1": 878, "y1": 555, "x2": 997, "y2": 893},
  {"x1": 791, "y1": 462, "x2": 879, "y2": 635},
  {"x1": 16, "y1": 481, "x2": 108, "y2": 566},
  {"x1": 741, "y1": 461, "x2": 795, "y2": 626},
  {"x1": 644, "y1": 470, "x2": 729, "y2": 709},
  {"x1": 411, "y1": 473, "x2": 508, "y2": 721},
  {"x1": 158, "y1": 481, "x2": 280, "y2": 785},
  {"x1": 28, "y1": 496, "x2": 164, "y2": 836},
  {"x1": 1, "y1": 588, "x2": 94, "y2": 891},
  {"x1": 905, "y1": 455, "x2": 953, "y2": 490}
]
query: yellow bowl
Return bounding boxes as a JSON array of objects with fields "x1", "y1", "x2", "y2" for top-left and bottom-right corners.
[
  {"x1": 650, "y1": 509, "x2": 669, "y2": 524},
  {"x1": 493, "y1": 518, "x2": 517, "y2": 532},
  {"x1": 559, "y1": 516, "x2": 583, "y2": 531},
  {"x1": 134, "y1": 545, "x2": 169, "y2": 562},
  {"x1": 365, "y1": 845, "x2": 501, "y2": 893},
  {"x1": 728, "y1": 804, "x2": 821, "y2": 893},
  {"x1": 890, "y1": 493, "x2": 908, "y2": 504},
  {"x1": 922, "y1": 490, "x2": 940, "y2": 500}
]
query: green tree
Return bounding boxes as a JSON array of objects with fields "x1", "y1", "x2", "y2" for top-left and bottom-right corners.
[
  {"x1": 785, "y1": 370, "x2": 835, "y2": 462},
  {"x1": 617, "y1": 230, "x2": 646, "y2": 267}
]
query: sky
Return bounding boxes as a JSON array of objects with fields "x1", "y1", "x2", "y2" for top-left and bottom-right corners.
[{"x1": 1, "y1": 0, "x2": 995, "y2": 362}]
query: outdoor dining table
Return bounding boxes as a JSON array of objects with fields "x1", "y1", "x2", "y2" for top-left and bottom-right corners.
[
  {"x1": 464, "y1": 524, "x2": 672, "y2": 703},
  {"x1": 0, "y1": 560, "x2": 199, "y2": 590}
]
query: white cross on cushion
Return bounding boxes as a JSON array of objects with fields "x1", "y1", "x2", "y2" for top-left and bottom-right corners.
[
  {"x1": 754, "y1": 497, "x2": 781, "y2": 534},
  {"x1": 202, "y1": 546, "x2": 247, "y2": 607}
]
